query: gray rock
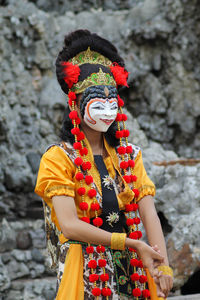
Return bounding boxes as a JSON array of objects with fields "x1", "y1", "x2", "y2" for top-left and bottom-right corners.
[
  {"x1": 29, "y1": 228, "x2": 46, "y2": 249},
  {"x1": 31, "y1": 248, "x2": 45, "y2": 263},
  {"x1": 26, "y1": 152, "x2": 41, "y2": 174},
  {"x1": 6, "y1": 260, "x2": 29, "y2": 280},
  {"x1": 16, "y1": 231, "x2": 32, "y2": 250},
  {"x1": 0, "y1": 257, "x2": 10, "y2": 292},
  {"x1": 0, "y1": 219, "x2": 16, "y2": 252}
]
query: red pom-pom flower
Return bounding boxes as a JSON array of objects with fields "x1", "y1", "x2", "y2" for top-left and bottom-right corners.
[
  {"x1": 98, "y1": 259, "x2": 107, "y2": 267},
  {"x1": 102, "y1": 287, "x2": 112, "y2": 296},
  {"x1": 89, "y1": 274, "x2": 99, "y2": 282},
  {"x1": 92, "y1": 287, "x2": 101, "y2": 296},
  {"x1": 117, "y1": 95, "x2": 124, "y2": 107},
  {"x1": 68, "y1": 91, "x2": 76, "y2": 106},
  {"x1": 88, "y1": 260, "x2": 97, "y2": 269},
  {"x1": 93, "y1": 217, "x2": 103, "y2": 227},
  {"x1": 61, "y1": 62, "x2": 80, "y2": 89},
  {"x1": 132, "y1": 288, "x2": 141, "y2": 297},
  {"x1": 74, "y1": 157, "x2": 83, "y2": 166},
  {"x1": 91, "y1": 203, "x2": 100, "y2": 211},
  {"x1": 79, "y1": 202, "x2": 88, "y2": 210},
  {"x1": 110, "y1": 63, "x2": 129, "y2": 87},
  {"x1": 96, "y1": 245, "x2": 105, "y2": 253},
  {"x1": 88, "y1": 189, "x2": 97, "y2": 198}
]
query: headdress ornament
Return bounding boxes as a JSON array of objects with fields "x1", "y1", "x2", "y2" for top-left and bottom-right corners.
[{"x1": 69, "y1": 47, "x2": 112, "y2": 67}]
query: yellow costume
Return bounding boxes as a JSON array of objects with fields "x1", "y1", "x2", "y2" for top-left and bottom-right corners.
[{"x1": 35, "y1": 137, "x2": 162, "y2": 299}]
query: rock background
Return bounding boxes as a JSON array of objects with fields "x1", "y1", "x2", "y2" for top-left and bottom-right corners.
[{"x1": 0, "y1": 0, "x2": 200, "y2": 298}]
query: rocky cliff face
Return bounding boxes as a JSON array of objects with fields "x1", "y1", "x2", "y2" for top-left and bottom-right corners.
[{"x1": 0, "y1": 0, "x2": 200, "y2": 299}]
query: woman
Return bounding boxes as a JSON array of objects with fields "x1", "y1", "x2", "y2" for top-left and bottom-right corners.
[{"x1": 35, "y1": 30, "x2": 173, "y2": 299}]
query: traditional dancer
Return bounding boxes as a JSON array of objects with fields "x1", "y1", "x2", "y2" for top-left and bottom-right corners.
[{"x1": 35, "y1": 30, "x2": 173, "y2": 299}]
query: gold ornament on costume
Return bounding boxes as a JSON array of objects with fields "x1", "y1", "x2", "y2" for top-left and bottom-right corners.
[
  {"x1": 71, "y1": 68, "x2": 116, "y2": 94},
  {"x1": 69, "y1": 47, "x2": 112, "y2": 67}
]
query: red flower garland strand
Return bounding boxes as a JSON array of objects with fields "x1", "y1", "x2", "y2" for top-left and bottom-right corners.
[
  {"x1": 115, "y1": 95, "x2": 150, "y2": 299},
  {"x1": 68, "y1": 91, "x2": 150, "y2": 299},
  {"x1": 69, "y1": 94, "x2": 110, "y2": 298}
]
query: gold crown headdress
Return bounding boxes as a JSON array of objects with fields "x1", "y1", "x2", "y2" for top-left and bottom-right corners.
[{"x1": 69, "y1": 47, "x2": 112, "y2": 67}]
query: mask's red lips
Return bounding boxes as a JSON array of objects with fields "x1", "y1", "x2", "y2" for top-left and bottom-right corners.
[{"x1": 100, "y1": 119, "x2": 114, "y2": 125}]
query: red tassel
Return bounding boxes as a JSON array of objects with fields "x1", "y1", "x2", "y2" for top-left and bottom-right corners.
[
  {"x1": 123, "y1": 129, "x2": 130, "y2": 137},
  {"x1": 117, "y1": 95, "x2": 124, "y2": 107},
  {"x1": 79, "y1": 202, "x2": 88, "y2": 210},
  {"x1": 86, "y1": 246, "x2": 94, "y2": 254},
  {"x1": 85, "y1": 175, "x2": 93, "y2": 185},
  {"x1": 100, "y1": 273, "x2": 109, "y2": 282},
  {"x1": 130, "y1": 273, "x2": 140, "y2": 281},
  {"x1": 120, "y1": 161, "x2": 129, "y2": 169},
  {"x1": 115, "y1": 113, "x2": 122, "y2": 122},
  {"x1": 139, "y1": 275, "x2": 147, "y2": 283},
  {"x1": 62, "y1": 62, "x2": 80, "y2": 89},
  {"x1": 88, "y1": 189, "x2": 97, "y2": 198},
  {"x1": 130, "y1": 175, "x2": 137, "y2": 182},
  {"x1": 73, "y1": 142, "x2": 82, "y2": 150},
  {"x1": 125, "y1": 204, "x2": 133, "y2": 212},
  {"x1": 75, "y1": 172, "x2": 84, "y2": 181},
  {"x1": 142, "y1": 289, "x2": 150, "y2": 298},
  {"x1": 89, "y1": 274, "x2": 99, "y2": 282},
  {"x1": 129, "y1": 160, "x2": 135, "y2": 168},
  {"x1": 68, "y1": 91, "x2": 76, "y2": 106},
  {"x1": 98, "y1": 259, "x2": 106, "y2": 267},
  {"x1": 74, "y1": 157, "x2": 83, "y2": 166},
  {"x1": 123, "y1": 175, "x2": 131, "y2": 183},
  {"x1": 133, "y1": 217, "x2": 140, "y2": 225},
  {"x1": 121, "y1": 113, "x2": 128, "y2": 121},
  {"x1": 129, "y1": 232, "x2": 138, "y2": 240},
  {"x1": 93, "y1": 217, "x2": 103, "y2": 227},
  {"x1": 117, "y1": 146, "x2": 126, "y2": 154},
  {"x1": 77, "y1": 131, "x2": 85, "y2": 141},
  {"x1": 138, "y1": 260, "x2": 143, "y2": 268},
  {"x1": 132, "y1": 188, "x2": 140, "y2": 198},
  {"x1": 130, "y1": 258, "x2": 139, "y2": 267},
  {"x1": 81, "y1": 217, "x2": 90, "y2": 223},
  {"x1": 115, "y1": 130, "x2": 123, "y2": 139},
  {"x1": 110, "y1": 63, "x2": 129, "y2": 87},
  {"x1": 77, "y1": 187, "x2": 86, "y2": 196},
  {"x1": 126, "y1": 145, "x2": 133, "y2": 153},
  {"x1": 132, "y1": 203, "x2": 139, "y2": 211},
  {"x1": 132, "y1": 288, "x2": 141, "y2": 297},
  {"x1": 82, "y1": 161, "x2": 92, "y2": 171},
  {"x1": 126, "y1": 218, "x2": 134, "y2": 226},
  {"x1": 91, "y1": 203, "x2": 100, "y2": 211},
  {"x1": 80, "y1": 147, "x2": 88, "y2": 156},
  {"x1": 88, "y1": 260, "x2": 97, "y2": 269},
  {"x1": 69, "y1": 111, "x2": 78, "y2": 120},
  {"x1": 92, "y1": 287, "x2": 101, "y2": 296},
  {"x1": 96, "y1": 245, "x2": 105, "y2": 253},
  {"x1": 101, "y1": 287, "x2": 112, "y2": 296},
  {"x1": 71, "y1": 127, "x2": 80, "y2": 135}
]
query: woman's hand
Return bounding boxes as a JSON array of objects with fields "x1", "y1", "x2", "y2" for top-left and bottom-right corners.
[
  {"x1": 135, "y1": 241, "x2": 164, "y2": 277},
  {"x1": 154, "y1": 272, "x2": 173, "y2": 298},
  {"x1": 151, "y1": 245, "x2": 173, "y2": 298}
]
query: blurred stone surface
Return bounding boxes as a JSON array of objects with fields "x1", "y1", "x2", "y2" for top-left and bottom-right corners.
[{"x1": 0, "y1": 0, "x2": 200, "y2": 298}]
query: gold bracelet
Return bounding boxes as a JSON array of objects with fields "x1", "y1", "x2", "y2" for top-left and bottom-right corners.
[
  {"x1": 111, "y1": 233, "x2": 127, "y2": 250},
  {"x1": 157, "y1": 265, "x2": 173, "y2": 277}
]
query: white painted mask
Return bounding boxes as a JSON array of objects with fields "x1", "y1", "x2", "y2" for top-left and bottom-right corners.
[{"x1": 83, "y1": 98, "x2": 118, "y2": 132}]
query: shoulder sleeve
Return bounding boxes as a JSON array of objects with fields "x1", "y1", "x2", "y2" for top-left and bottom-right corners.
[
  {"x1": 34, "y1": 146, "x2": 75, "y2": 202},
  {"x1": 134, "y1": 150, "x2": 156, "y2": 202}
]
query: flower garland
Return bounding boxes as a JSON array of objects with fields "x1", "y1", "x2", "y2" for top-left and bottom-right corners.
[{"x1": 67, "y1": 78, "x2": 150, "y2": 299}]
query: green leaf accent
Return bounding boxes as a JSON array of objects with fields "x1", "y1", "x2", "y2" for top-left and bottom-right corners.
[
  {"x1": 127, "y1": 283, "x2": 132, "y2": 294},
  {"x1": 119, "y1": 275, "x2": 128, "y2": 285},
  {"x1": 113, "y1": 251, "x2": 127, "y2": 275}
]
